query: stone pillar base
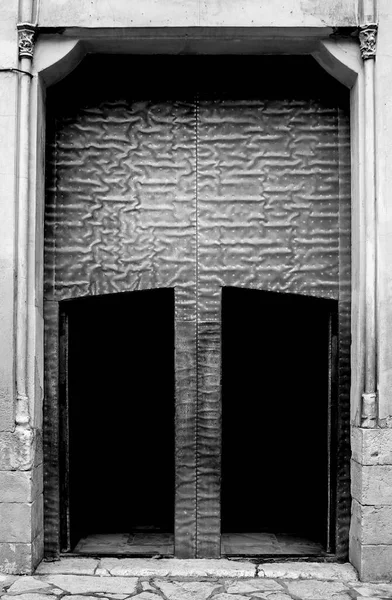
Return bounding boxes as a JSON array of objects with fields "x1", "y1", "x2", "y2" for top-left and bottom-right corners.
[
  {"x1": 350, "y1": 427, "x2": 392, "y2": 580},
  {"x1": 0, "y1": 429, "x2": 44, "y2": 574}
]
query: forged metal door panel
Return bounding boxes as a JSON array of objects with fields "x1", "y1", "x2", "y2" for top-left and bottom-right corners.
[
  {"x1": 195, "y1": 58, "x2": 351, "y2": 557},
  {"x1": 44, "y1": 58, "x2": 198, "y2": 558}
]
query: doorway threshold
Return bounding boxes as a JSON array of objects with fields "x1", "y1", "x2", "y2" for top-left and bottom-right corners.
[
  {"x1": 35, "y1": 557, "x2": 358, "y2": 581},
  {"x1": 221, "y1": 533, "x2": 325, "y2": 557},
  {"x1": 72, "y1": 533, "x2": 174, "y2": 556},
  {"x1": 69, "y1": 532, "x2": 325, "y2": 559}
]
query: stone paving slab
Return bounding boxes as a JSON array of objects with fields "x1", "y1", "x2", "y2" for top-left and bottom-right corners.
[
  {"x1": 35, "y1": 559, "x2": 359, "y2": 581},
  {"x1": 258, "y1": 563, "x2": 358, "y2": 582},
  {"x1": 35, "y1": 561, "x2": 99, "y2": 577},
  {"x1": 2, "y1": 560, "x2": 392, "y2": 600},
  {"x1": 40, "y1": 577, "x2": 139, "y2": 595},
  {"x1": 2, "y1": 575, "x2": 392, "y2": 600},
  {"x1": 1, "y1": 575, "x2": 392, "y2": 600}
]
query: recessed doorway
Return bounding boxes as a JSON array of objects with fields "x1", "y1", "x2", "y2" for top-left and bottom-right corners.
[
  {"x1": 221, "y1": 287, "x2": 337, "y2": 556},
  {"x1": 60, "y1": 289, "x2": 175, "y2": 556},
  {"x1": 44, "y1": 54, "x2": 351, "y2": 560}
]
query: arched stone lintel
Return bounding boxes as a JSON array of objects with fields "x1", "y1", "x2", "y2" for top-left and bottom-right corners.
[
  {"x1": 312, "y1": 38, "x2": 361, "y2": 88},
  {"x1": 33, "y1": 30, "x2": 361, "y2": 86},
  {"x1": 33, "y1": 36, "x2": 86, "y2": 86}
]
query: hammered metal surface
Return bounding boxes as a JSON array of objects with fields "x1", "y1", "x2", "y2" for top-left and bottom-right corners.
[
  {"x1": 198, "y1": 99, "x2": 342, "y2": 318},
  {"x1": 174, "y1": 318, "x2": 197, "y2": 557},
  {"x1": 336, "y1": 109, "x2": 352, "y2": 560},
  {"x1": 47, "y1": 99, "x2": 196, "y2": 316},
  {"x1": 43, "y1": 301, "x2": 60, "y2": 558},
  {"x1": 44, "y1": 56, "x2": 351, "y2": 560}
]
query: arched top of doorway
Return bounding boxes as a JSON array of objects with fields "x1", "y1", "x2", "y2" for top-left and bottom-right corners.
[{"x1": 33, "y1": 31, "x2": 361, "y2": 90}]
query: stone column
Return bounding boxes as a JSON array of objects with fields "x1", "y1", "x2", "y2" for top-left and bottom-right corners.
[
  {"x1": 0, "y1": 6, "x2": 43, "y2": 573},
  {"x1": 350, "y1": 8, "x2": 392, "y2": 579}
]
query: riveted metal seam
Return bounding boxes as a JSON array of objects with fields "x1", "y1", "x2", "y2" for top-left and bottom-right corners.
[{"x1": 195, "y1": 92, "x2": 200, "y2": 556}]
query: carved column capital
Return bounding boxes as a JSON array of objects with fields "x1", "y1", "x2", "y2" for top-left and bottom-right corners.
[
  {"x1": 359, "y1": 23, "x2": 378, "y2": 60},
  {"x1": 17, "y1": 22, "x2": 37, "y2": 60}
]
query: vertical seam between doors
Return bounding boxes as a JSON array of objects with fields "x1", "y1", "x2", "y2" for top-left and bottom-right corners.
[{"x1": 195, "y1": 92, "x2": 200, "y2": 555}]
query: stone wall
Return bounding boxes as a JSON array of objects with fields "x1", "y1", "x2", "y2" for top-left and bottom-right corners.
[
  {"x1": 2, "y1": 0, "x2": 392, "y2": 581},
  {"x1": 0, "y1": 1, "x2": 44, "y2": 573},
  {"x1": 350, "y1": 428, "x2": 392, "y2": 580},
  {"x1": 348, "y1": 0, "x2": 392, "y2": 581},
  {"x1": 0, "y1": 427, "x2": 44, "y2": 572},
  {"x1": 37, "y1": 0, "x2": 358, "y2": 28}
]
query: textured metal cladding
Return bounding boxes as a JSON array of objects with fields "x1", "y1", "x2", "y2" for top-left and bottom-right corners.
[
  {"x1": 44, "y1": 133, "x2": 57, "y2": 301},
  {"x1": 175, "y1": 319, "x2": 197, "y2": 558},
  {"x1": 197, "y1": 99, "x2": 341, "y2": 323},
  {"x1": 43, "y1": 301, "x2": 60, "y2": 557},
  {"x1": 196, "y1": 321, "x2": 221, "y2": 557},
  {"x1": 336, "y1": 110, "x2": 352, "y2": 560},
  {"x1": 49, "y1": 100, "x2": 196, "y2": 313}
]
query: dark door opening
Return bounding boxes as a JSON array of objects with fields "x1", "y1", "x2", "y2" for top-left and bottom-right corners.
[
  {"x1": 221, "y1": 287, "x2": 337, "y2": 556},
  {"x1": 61, "y1": 289, "x2": 175, "y2": 555}
]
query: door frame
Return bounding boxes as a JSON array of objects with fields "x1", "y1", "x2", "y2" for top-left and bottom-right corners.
[{"x1": 32, "y1": 30, "x2": 366, "y2": 561}]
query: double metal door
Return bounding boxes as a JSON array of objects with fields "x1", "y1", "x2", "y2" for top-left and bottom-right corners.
[{"x1": 44, "y1": 55, "x2": 351, "y2": 559}]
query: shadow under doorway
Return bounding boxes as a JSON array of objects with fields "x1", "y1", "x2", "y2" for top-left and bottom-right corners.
[
  {"x1": 221, "y1": 287, "x2": 337, "y2": 557},
  {"x1": 61, "y1": 289, "x2": 175, "y2": 556}
]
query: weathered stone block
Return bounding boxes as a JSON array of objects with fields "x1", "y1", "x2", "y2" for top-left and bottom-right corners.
[
  {"x1": 0, "y1": 465, "x2": 43, "y2": 503},
  {"x1": 35, "y1": 557, "x2": 99, "y2": 575},
  {"x1": 352, "y1": 499, "x2": 392, "y2": 545},
  {"x1": 351, "y1": 460, "x2": 392, "y2": 505},
  {"x1": 34, "y1": 429, "x2": 43, "y2": 468},
  {"x1": 7, "y1": 575, "x2": 50, "y2": 593},
  {"x1": 43, "y1": 575, "x2": 139, "y2": 594},
  {"x1": 32, "y1": 464, "x2": 44, "y2": 500},
  {"x1": 99, "y1": 558, "x2": 256, "y2": 577},
  {"x1": 352, "y1": 427, "x2": 392, "y2": 465},
  {"x1": 0, "y1": 503, "x2": 32, "y2": 543},
  {"x1": 285, "y1": 580, "x2": 350, "y2": 599},
  {"x1": 349, "y1": 532, "x2": 361, "y2": 578},
  {"x1": 32, "y1": 531, "x2": 44, "y2": 571},
  {"x1": 0, "y1": 543, "x2": 32, "y2": 575},
  {"x1": 258, "y1": 562, "x2": 358, "y2": 582},
  {"x1": 32, "y1": 495, "x2": 44, "y2": 542},
  {"x1": 353, "y1": 544, "x2": 392, "y2": 582},
  {"x1": 37, "y1": 0, "x2": 358, "y2": 29},
  {"x1": 0, "y1": 498, "x2": 43, "y2": 562},
  {"x1": 225, "y1": 580, "x2": 283, "y2": 594},
  {"x1": 0, "y1": 428, "x2": 38, "y2": 471},
  {"x1": 0, "y1": 471, "x2": 32, "y2": 502}
]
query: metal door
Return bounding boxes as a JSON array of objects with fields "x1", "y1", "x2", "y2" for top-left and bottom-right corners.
[{"x1": 44, "y1": 55, "x2": 351, "y2": 559}]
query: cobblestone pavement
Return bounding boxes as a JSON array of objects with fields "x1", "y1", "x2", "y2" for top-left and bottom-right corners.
[{"x1": 1, "y1": 559, "x2": 392, "y2": 600}]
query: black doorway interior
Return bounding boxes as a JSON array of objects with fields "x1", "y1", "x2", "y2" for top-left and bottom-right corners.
[
  {"x1": 221, "y1": 287, "x2": 337, "y2": 556},
  {"x1": 62, "y1": 289, "x2": 175, "y2": 555}
]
